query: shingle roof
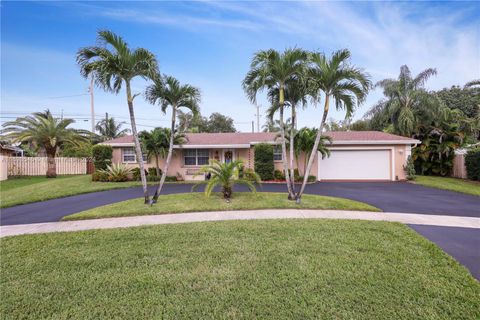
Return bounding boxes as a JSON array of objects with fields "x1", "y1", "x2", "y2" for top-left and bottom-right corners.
[
  {"x1": 324, "y1": 131, "x2": 414, "y2": 141},
  {"x1": 102, "y1": 131, "x2": 418, "y2": 146}
]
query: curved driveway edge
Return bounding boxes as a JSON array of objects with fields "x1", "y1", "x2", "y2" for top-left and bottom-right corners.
[
  {"x1": 2, "y1": 182, "x2": 480, "y2": 226},
  {"x1": 2, "y1": 209, "x2": 479, "y2": 238}
]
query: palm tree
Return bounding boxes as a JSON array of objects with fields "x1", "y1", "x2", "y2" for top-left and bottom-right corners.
[
  {"x1": 267, "y1": 80, "x2": 310, "y2": 193},
  {"x1": 77, "y1": 30, "x2": 159, "y2": 204},
  {"x1": 242, "y1": 48, "x2": 308, "y2": 199},
  {"x1": 2, "y1": 110, "x2": 89, "y2": 178},
  {"x1": 192, "y1": 160, "x2": 261, "y2": 199},
  {"x1": 376, "y1": 65, "x2": 437, "y2": 137},
  {"x1": 297, "y1": 49, "x2": 371, "y2": 202},
  {"x1": 145, "y1": 75, "x2": 201, "y2": 203},
  {"x1": 294, "y1": 127, "x2": 331, "y2": 176},
  {"x1": 95, "y1": 116, "x2": 130, "y2": 141},
  {"x1": 139, "y1": 127, "x2": 186, "y2": 177}
]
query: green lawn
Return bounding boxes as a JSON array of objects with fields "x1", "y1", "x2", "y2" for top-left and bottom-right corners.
[
  {"x1": 0, "y1": 175, "x2": 154, "y2": 208},
  {"x1": 1, "y1": 220, "x2": 478, "y2": 319},
  {"x1": 63, "y1": 192, "x2": 380, "y2": 221},
  {"x1": 415, "y1": 175, "x2": 480, "y2": 196}
]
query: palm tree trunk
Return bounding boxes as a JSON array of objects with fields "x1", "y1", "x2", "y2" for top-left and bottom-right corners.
[
  {"x1": 155, "y1": 155, "x2": 161, "y2": 177},
  {"x1": 126, "y1": 81, "x2": 150, "y2": 204},
  {"x1": 297, "y1": 95, "x2": 330, "y2": 203},
  {"x1": 289, "y1": 105, "x2": 296, "y2": 194},
  {"x1": 278, "y1": 86, "x2": 294, "y2": 199},
  {"x1": 152, "y1": 107, "x2": 176, "y2": 202},
  {"x1": 46, "y1": 149, "x2": 57, "y2": 178}
]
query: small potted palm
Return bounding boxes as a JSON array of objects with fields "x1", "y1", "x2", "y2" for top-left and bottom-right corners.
[{"x1": 193, "y1": 160, "x2": 261, "y2": 200}]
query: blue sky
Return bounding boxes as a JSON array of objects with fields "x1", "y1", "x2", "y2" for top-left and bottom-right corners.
[{"x1": 1, "y1": 1, "x2": 479, "y2": 132}]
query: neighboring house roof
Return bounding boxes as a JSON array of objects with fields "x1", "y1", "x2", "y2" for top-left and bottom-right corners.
[{"x1": 102, "y1": 131, "x2": 420, "y2": 148}]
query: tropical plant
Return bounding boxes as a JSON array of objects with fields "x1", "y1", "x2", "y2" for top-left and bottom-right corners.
[
  {"x1": 77, "y1": 30, "x2": 158, "y2": 204},
  {"x1": 139, "y1": 127, "x2": 186, "y2": 177},
  {"x1": 145, "y1": 75, "x2": 200, "y2": 203},
  {"x1": 99, "y1": 163, "x2": 133, "y2": 182},
  {"x1": 294, "y1": 127, "x2": 331, "y2": 176},
  {"x1": 375, "y1": 65, "x2": 438, "y2": 137},
  {"x1": 193, "y1": 160, "x2": 261, "y2": 199},
  {"x1": 95, "y1": 116, "x2": 130, "y2": 141},
  {"x1": 1, "y1": 110, "x2": 89, "y2": 177},
  {"x1": 243, "y1": 48, "x2": 308, "y2": 199},
  {"x1": 297, "y1": 49, "x2": 371, "y2": 202},
  {"x1": 412, "y1": 108, "x2": 468, "y2": 176}
]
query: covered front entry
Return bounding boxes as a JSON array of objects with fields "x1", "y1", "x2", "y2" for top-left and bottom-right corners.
[{"x1": 318, "y1": 149, "x2": 392, "y2": 181}]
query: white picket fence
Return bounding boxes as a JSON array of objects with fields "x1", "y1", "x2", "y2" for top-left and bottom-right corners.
[{"x1": 5, "y1": 157, "x2": 87, "y2": 176}]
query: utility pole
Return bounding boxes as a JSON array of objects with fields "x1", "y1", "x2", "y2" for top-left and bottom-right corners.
[
  {"x1": 251, "y1": 121, "x2": 254, "y2": 133},
  {"x1": 89, "y1": 76, "x2": 95, "y2": 133}
]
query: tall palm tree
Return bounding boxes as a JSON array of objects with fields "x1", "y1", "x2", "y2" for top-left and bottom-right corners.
[
  {"x1": 297, "y1": 49, "x2": 371, "y2": 202},
  {"x1": 192, "y1": 160, "x2": 261, "y2": 199},
  {"x1": 242, "y1": 48, "x2": 308, "y2": 199},
  {"x1": 95, "y1": 116, "x2": 130, "y2": 141},
  {"x1": 294, "y1": 127, "x2": 331, "y2": 176},
  {"x1": 145, "y1": 75, "x2": 201, "y2": 203},
  {"x1": 77, "y1": 30, "x2": 159, "y2": 204},
  {"x1": 139, "y1": 127, "x2": 186, "y2": 177},
  {"x1": 376, "y1": 65, "x2": 437, "y2": 137},
  {"x1": 2, "y1": 110, "x2": 89, "y2": 178},
  {"x1": 267, "y1": 80, "x2": 309, "y2": 193}
]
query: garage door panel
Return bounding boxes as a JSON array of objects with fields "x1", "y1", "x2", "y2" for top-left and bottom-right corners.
[{"x1": 318, "y1": 150, "x2": 391, "y2": 180}]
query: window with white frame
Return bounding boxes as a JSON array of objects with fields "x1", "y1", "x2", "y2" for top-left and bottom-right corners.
[
  {"x1": 273, "y1": 145, "x2": 282, "y2": 161},
  {"x1": 122, "y1": 147, "x2": 148, "y2": 163},
  {"x1": 184, "y1": 149, "x2": 209, "y2": 166}
]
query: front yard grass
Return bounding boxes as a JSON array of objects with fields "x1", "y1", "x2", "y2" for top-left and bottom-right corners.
[
  {"x1": 1, "y1": 220, "x2": 478, "y2": 319},
  {"x1": 63, "y1": 192, "x2": 380, "y2": 221},
  {"x1": 0, "y1": 175, "x2": 156, "y2": 208},
  {"x1": 415, "y1": 175, "x2": 480, "y2": 196}
]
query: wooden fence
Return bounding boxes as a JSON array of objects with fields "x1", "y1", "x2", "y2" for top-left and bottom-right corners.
[
  {"x1": 6, "y1": 157, "x2": 88, "y2": 176},
  {"x1": 452, "y1": 153, "x2": 467, "y2": 179}
]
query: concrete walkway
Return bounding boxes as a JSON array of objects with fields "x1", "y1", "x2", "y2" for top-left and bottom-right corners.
[{"x1": 2, "y1": 209, "x2": 479, "y2": 238}]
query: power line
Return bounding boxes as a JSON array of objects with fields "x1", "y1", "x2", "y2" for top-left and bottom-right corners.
[{"x1": 47, "y1": 93, "x2": 89, "y2": 99}]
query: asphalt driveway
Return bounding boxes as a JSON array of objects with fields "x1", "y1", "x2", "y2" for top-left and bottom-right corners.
[
  {"x1": 2, "y1": 182, "x2": 480, "y2": 226},
  {"x1": 1, "y1": 181, "x2": 479, "y2": 280}
]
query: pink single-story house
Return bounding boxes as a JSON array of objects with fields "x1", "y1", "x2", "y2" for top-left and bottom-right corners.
[{"x1": 102, "y1": 131, "x2": 420, "y2": 181}]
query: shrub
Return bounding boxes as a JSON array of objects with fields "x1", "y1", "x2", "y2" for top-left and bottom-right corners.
[
  {"x1": 92, "y1": 145, "x2": 113, "y2": 171},
  {"x1": 465, "y1": 147, "x2": 480, "y2": 181},
  {"x1": 243, "y1": 168, "x2": 258, "y2": 181},
  {"x1": 403, "y1": 155, "x2": 416, "y2": 180},
  {"x1": 274, "y1": 169, "x2": 285, "y2": 180},
  {"x1": 99, "y1": 164, "x2": 133, "y2": 182},
  {"x1": 254, "y1": 144, "x2": 274, "y2": 181},
  {"x1": 148, "y1": 167, "x2": 162, "y2": 177},
  {"x1": 294, "y1": 168, "x2": 300, "y2": 181},
  {"x1": 165, "y1": 176, "x2": 178, "y2": 182},
  {"x1": 298, "y1": 175, "x2": 317, "y2": 183},
  {"x1": 92, "y1": 171, "x2": 109, "y2": 182}
]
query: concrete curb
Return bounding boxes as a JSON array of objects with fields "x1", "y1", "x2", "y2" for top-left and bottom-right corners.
[{"x1": 1, "y1": 210, "x2": 479, "y2": 238}]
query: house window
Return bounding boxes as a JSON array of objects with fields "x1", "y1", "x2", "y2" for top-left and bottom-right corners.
[
  {"x1": 122, "y1": 147, "x2": 148, "y2": 163},
  {"x1": 184, "y1": 149, "x2": 210, "y2": 166},
  {"x1": 273, "y1": 145, "x2": 282, "y2": 161}
]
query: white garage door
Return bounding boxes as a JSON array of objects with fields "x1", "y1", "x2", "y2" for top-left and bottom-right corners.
[{"x1": 318, "y1": 149, "x2": 391, "y2": 181}]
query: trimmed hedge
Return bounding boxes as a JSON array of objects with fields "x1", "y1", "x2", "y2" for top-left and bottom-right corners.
[
  {"x1": 254, "y1": 144, "x2": 274, "y2": 181},
  {"x1": 92, "y1": 145, "x2": 112, "y2": 171},
  {"x1": 465, "y1": 147, "x2": 480, "y2": 181}
]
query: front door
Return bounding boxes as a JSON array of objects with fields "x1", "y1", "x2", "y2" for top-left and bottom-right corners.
[{"x1": 223, "y1": 149, "x2": 234, "y2": 164}]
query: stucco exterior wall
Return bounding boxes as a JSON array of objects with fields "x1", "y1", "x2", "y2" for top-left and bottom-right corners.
[{"x1": 110, "y1": 144, "x2": 409, "y2": 181}]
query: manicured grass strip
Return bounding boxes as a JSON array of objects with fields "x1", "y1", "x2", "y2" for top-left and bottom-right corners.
[
  {"x1": 0, "y1": 175, "x2": 158, "y2": 208},
  {"x1": 415, "y1": 175, "x2": 480, "y2": 197},
  {"x1": 1, "y1": 220, "x2": 479, "y2": 319},
  {"x1": 63, "y1": 192, "x2": 380, "y2": 221}
]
